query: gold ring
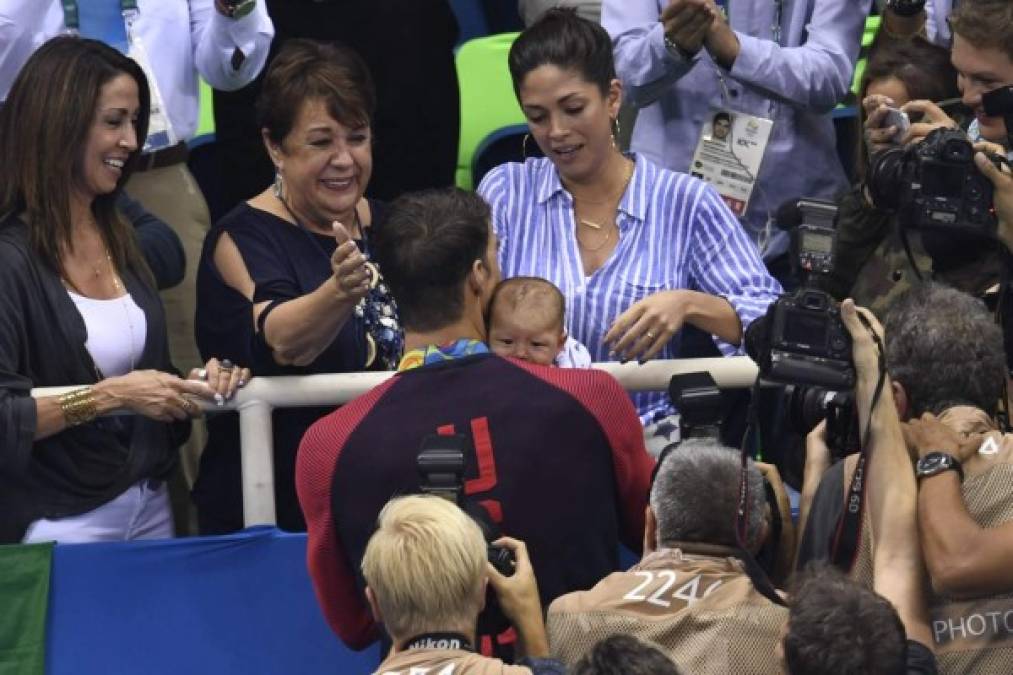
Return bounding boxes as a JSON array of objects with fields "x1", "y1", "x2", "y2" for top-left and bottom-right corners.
[{"x1": 646, "y1": 331, "x2": 657, "y2": 339}]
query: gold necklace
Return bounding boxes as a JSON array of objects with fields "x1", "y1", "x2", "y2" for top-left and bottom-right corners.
[
  {"x1": 64, "y1": 248, "x2": 123, "y2": 296},
  {"x1": 576, "y1": 225, "x2": 613, "y2": 252},
  {"x1": 570, "y1": 158, "x2": 635, "y2": 229}
]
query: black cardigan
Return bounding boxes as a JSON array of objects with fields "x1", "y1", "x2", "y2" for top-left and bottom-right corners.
[{"x1": 0, "y1": 216, "x2": 187, "y2": 543}]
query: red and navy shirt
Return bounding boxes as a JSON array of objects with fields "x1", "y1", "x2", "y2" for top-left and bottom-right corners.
[{"x1": 296, "y1": 353, "x2": 654, "y2": 652}]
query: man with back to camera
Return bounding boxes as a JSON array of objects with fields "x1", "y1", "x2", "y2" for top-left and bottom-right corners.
[
  {"x1": 545, "y1": 436, "x2": 790, "y2": 673},
  {"x1": 603, "y1": 0, "x2": 871, "y2": 260},
  {"x1": 361, "y1": 494, "x2": 564, "y2": 674},
  {"x1": 295, "y1": 187, "x2": 654, "y2": 658}
]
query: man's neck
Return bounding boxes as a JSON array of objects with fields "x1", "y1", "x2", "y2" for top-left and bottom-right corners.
[
  {"x1": 390, "y1": 625, "x2": 477, "y2": 654},
  {"x1": 403, "y1": 320, "x2": 486, "y2": 354}
]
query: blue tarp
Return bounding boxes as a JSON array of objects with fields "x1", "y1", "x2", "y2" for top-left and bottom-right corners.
[{"x1": 46, "y1": 526, "x2": 381, "y2": 675}]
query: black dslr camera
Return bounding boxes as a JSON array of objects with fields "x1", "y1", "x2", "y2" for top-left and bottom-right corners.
[
  {"x1": 868, "y1": 127, "x2": 1005, "y2": 235},
  {"x1": 748, "y1": 199, "x2": 854, "y2": 391},
  {"x1": 417, "y1": 434, "x2": 515, "y2": 576}
]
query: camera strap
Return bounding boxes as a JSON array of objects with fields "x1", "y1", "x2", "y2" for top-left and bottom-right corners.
[
  {"x1": 400, "y1": 633, "x2": 473, "y2": 653},
  {"x1": 897, "y1": 225, "x2": 925, "y2": 283},
  {"x1": 735, "y1": 379, "x2": 787, "y2": 607},
  {"x1": 830, "y1": 324, "x2": 888, "y2": 571}
]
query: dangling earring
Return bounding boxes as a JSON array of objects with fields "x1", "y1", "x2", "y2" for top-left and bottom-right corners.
[
  {"x1": 522, "y1": 133, "x2": 532, "y2": 160},
  {"x1": 272, "y1": 168, "x2": 284, "y2": 199},
  {"x1": 611, "y1": 116, "x2": 622, "y2": 151}
]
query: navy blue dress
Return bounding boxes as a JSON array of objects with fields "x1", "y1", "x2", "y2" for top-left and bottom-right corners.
[{"x1": 194, "y1": 201, "x2": 401, "y2": 533}]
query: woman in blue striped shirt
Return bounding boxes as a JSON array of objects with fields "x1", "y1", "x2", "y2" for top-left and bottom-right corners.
[{"x1": 477, "y1": 9, "x2": 782, "y2": 421}]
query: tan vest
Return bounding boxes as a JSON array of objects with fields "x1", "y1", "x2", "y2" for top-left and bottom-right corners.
[
  {"x1": 928, "y1": 408, "x2": 1013, "y2": 675},
  {"x1": 374, "y1": 649, "x2": 532, "y2": 675},
  {"x1": 547, "y1": 547, "x2": 788, "y2": 674},
  {"x1": 839, "y1": 407, "x2": 1013, "y2": 674}
]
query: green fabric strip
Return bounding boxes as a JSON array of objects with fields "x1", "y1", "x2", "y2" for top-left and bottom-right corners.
[{"x1": 0, "y1": 542, "x2": 54, "y2": 675}]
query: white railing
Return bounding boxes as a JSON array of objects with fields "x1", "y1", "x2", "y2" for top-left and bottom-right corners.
[{"x1": 32, "y1": 357, "x2": 759, "y2": 527}]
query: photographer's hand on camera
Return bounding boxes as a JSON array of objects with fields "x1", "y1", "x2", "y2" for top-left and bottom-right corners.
[
  {"x1": 486, "y1": 537, "x2": 550, "y2": 659},
  {"x1": 899, "y1": 100, "x2": 959, "y2": 146},
  {"x1": 863, "y1": 94, "x2": 904, "y2": 157},
  {"x1": 605, "y1": 290, "x2": 740, "y2": 363},
  {"x1": 973, "y1": 143, "x2": 1013, "y2": 251}
]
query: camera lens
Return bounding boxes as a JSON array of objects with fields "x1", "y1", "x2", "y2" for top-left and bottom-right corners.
[{"x1": 867, "y1": 148, "x2": 908, "y2": 211}]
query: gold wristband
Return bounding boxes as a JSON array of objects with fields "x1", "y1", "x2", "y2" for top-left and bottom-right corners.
[{"x1": 59, "y1": 387, "x2": 97, "y2": 427}]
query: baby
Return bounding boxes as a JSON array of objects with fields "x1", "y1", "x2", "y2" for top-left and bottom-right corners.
[{"x1": 487, "y1": 276, "x2": 591, "y2": 368}]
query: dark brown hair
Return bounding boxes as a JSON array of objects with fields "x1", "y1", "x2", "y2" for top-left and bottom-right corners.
[
  {"x1": 508, "y1": 8, "x2": 616, "y2": 97},
  {"x1": 785, "y1": 563, "x2": 906, "y2": 675},
  {"x1": 0, "y1": 36, "x2": 151, "y2": 280},
  {"x1": 257, "y1": 38, "x2": 376, "y2": 146},
  {"x1": 950, "y1": 0, "x2": 1013, "y2": 62},
  {"x1": 372, "y1": 188, "x2": 491, "y2": 332},
  {"x1": 856, "y1": 36, "x2": 959, "y2": 179}
]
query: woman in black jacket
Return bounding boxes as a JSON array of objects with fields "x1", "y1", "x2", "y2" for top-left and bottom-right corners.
[{"x1": 0, "y1": 37, "x2": 249, "y2": 543}]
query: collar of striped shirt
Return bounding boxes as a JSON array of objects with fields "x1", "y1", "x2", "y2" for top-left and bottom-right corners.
[{"x1": 533, "y1": 152, "x2": 651, "y2": 225}]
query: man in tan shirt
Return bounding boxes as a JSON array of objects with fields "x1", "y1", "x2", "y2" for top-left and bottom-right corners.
[{"x1": 546, "y1": 438, "x2": 788, "y2": 674}]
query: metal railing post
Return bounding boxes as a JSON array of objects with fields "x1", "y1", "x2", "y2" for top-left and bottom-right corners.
[{"x1": 239, "y1": 399, "x2": 277, "y2": 527}]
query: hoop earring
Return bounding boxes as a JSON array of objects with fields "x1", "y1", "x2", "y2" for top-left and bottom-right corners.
[
  {"x1": 272, "y1": 169, "x2": 284, "y2": 199},
  {"x1": 611, "y1": 117, "x2": 622, "y2": 151},
  {"x1": 522, "y1": 133, "x2": 532, "y2": 160}
]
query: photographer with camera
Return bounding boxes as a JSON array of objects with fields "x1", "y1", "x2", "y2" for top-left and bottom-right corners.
[
  {"x1": 361, "y1": 494, "x2": 564, "y2": 674},
  {"x1": 785, "y1": 299, "x2": 936, "y2": 674},
  {"x1": 796, "y1": 284, "x2": 1012, "y2": 673},
  {"x1": 545, "y1": 437, "x2": 791, "y2": 674},
  {"x1": 296, "y1": 188, "x2": 654, "y2": 659}
]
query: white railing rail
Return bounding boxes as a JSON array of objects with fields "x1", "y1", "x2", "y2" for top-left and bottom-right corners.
[{"x1": 32, "y1": 357, "x2": 760, "y2": 527}]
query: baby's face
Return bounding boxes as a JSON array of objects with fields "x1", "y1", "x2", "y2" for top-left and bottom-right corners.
[{"x1": 489, "y1": 306, "x2": 565, "y2": 366}]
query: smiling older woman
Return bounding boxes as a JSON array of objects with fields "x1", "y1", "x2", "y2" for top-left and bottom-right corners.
[{"x1": 194, "y1": 39, "x2": 403, "y2": 533}]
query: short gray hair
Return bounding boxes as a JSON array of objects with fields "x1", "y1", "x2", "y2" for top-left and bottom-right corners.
[
  {"x1": 649, "y1": 439, "x2": 765, "y2": 550},
  {"x1": 884, "y1": 283, "x2": 1006, "y2": 417}
]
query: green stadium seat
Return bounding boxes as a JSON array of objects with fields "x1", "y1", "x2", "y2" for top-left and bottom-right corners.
[{"x1": 455, "y1": 32, "x2": 525, "y2": 189}]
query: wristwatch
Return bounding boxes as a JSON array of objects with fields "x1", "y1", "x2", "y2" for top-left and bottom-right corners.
[
  {"x1": 217, "y1": 0, "x2": 256, "y2": 19},
  {"x1": 915, "y1": 452, "x2": 964, "y2": 481},
  {"x1": 885, "y1": 0, "x2": 927, "y2": 17}
]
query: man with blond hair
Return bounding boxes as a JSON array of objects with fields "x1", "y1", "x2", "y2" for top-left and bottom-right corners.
[{"x1": 362, "y1": 495, "x2": 564, "y2": 674}]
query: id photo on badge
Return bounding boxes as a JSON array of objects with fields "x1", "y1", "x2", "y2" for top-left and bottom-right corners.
[{"x1": 705, "y1": 111, "x2": 733, "y2": 145}]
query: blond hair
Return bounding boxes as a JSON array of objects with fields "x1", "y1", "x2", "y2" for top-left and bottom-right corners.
[{"x1": 361, "y1": 495, "x2": 486, "y2": 639}]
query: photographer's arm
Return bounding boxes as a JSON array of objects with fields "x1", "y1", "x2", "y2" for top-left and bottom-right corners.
[
  {"x1": 841, "y1": 300, "x2": 933, "y2": 647},
  {"x1": 795, "y1": 422, "x2": 832, "y2": 568},
  {"x1": 904, "y1": 415, "x2": 1013, "y2": 597},
  {"x1": 486, "y1": 537, "x2": 551, "y2": 659}
]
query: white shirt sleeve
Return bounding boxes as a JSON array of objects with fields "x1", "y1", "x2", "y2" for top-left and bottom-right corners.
[{"x1": 188, "y1": 0, "x2": 274, "y2": 92}]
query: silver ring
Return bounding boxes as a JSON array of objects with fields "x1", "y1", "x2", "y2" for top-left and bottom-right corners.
[
  {"x1": 219, "y1": 358, "x2": 234, "y2": 374},
  {"x1": 196, "y1": 368, "x2": 208, "y2": 381},
  {"x1": 646, "y1": 331, "x2": 657, "y2": 339}
]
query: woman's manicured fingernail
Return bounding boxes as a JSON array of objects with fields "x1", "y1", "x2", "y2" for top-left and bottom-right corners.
[{"x1": 215, "y1": 393, "x2": 225, "y2": 406}]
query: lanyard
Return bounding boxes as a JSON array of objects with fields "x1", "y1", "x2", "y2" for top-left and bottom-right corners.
[{"x1": 61, "y1": 0, "x2": 138, "y2": 32}]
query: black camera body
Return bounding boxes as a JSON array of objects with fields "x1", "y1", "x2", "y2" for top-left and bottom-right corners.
[
  {"x1": 869, "y1": 128, "x2": 1001, "y2": 235},
  {"x1": 417, "y1": 435, "x2": 515, "y2": 577},
  {"x1": 749, "y1": 288, "x2": 855, "y2": 391},
  {"x1": 785, "y1": 386, "x2": 860, "y2": 460}
]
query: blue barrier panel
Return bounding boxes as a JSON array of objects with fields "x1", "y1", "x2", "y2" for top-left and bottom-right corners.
[{"x1": 46, "y1": 526, "x2": 381, "y2": 675}]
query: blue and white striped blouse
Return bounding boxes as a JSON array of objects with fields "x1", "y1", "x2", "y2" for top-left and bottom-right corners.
[{"x1": 477, "y1": 153, "x2": 782, "y2": 421}]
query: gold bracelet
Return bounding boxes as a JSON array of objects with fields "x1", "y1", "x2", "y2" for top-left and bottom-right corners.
[{"x1": 59, "y1": 387, "x2": 97, "y2": 427}]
